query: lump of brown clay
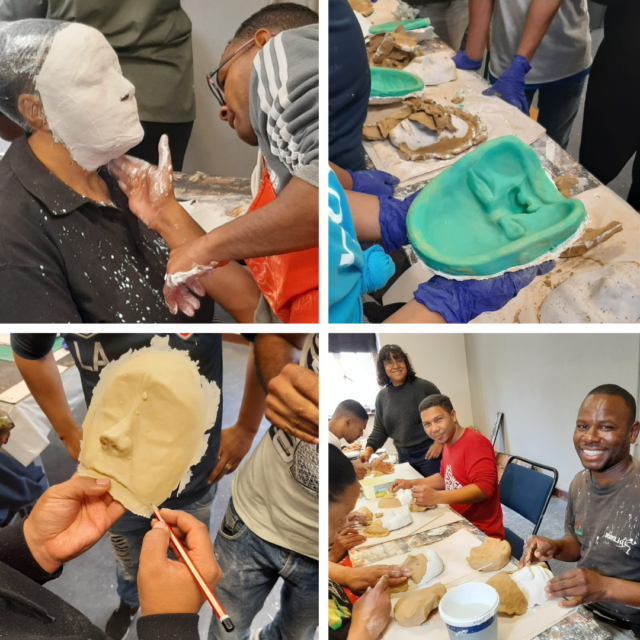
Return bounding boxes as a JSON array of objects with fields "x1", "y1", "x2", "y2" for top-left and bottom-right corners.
[
  {"x1": 487, "y1": 572, "x2": 528, "y2": 615},
  {"x1": 394, "y1": 583, "x2": 447, "y2": 627},
  {"x1": 554, "y1": 175, "x2": 579, "y2": 199},
  {"x1": 363, "y1": 520, "x2": 390, "y2": 538},
  {"x1": 402, "y1": 554, "x2": 427, "y2": 584},
  {"x1": 348, "y1": 0, "x2": 373, "y2": 16},
  {"x1": 379, "y1": 494, "x2": 402, "y2": 508},
  {"x1": 367, "y1": 26, "x2": 418, "y2": 69},
  {"x1": 390, "y1": 580, "x2": 410, "y2": 594},
  {"x1": 409, "y1": 499, "x2": 432, "y2": 512},
  {"x1": 467, "y1": 537, "x2": 511, "y2": 571},
  {"x1": 371, "y1": 456, "x2": 395, "y2": 474},
  {"x1": 355, "y1": 507, "x2": 373, "y2": 526}
]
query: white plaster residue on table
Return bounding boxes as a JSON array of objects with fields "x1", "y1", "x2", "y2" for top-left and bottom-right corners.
[{"x1": 180, "y1": 195, "x2": 251, "y2": 233}]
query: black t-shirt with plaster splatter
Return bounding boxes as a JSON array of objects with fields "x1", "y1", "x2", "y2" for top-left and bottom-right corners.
[
  {"x1": 0, "y1": 136, "x2": 214, "y2": 323},
  {"x1": 565, "y1": 458, "x2": 640, "y2": 631}
]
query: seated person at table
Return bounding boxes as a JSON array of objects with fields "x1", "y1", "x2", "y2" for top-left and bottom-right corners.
[
  {"x1": 0, "y1": 19, "x2": 258, "y2": 323},
  {"x1": 329, "y1": 444, "x2": 403, "y2": 640},
  {"x1": 329, "y1": 399, "x2": 369, "y2": 480},
  {"x1": 391, "y1": 394, "x2": 504, "y2": 539},
  {"x1": 522, "y1": 384, "x2": 640, "y2": 638}
]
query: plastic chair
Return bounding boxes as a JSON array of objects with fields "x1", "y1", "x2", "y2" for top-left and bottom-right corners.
[{"x1": 498, "y1": 455, "x2": 558, "y2": 561}]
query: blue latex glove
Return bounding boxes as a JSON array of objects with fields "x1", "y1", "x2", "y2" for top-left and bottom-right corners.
[
  {"x1": 452, "y1": 50, "x2": 482, "y2": 71},
  {"x1": 482, "y1": 55, "x2": 531, "y2": 114},
  {"x1": 414, "y1": 261, "x2": 555, "y2": 323},
  {"x1": 378, "y1": 191, "x2": 419, "y2": 253},
  {"x1": 347, "y1": 169, "x2": 400, "y2": 197}
]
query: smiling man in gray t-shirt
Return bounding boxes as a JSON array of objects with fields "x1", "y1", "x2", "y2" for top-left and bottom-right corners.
[
  {"x1": 453, "y1": 0, "x2": 591, "y2": 149},
  {"x1": 522, "y1": 384, "x2": 640, "y2": 637}
]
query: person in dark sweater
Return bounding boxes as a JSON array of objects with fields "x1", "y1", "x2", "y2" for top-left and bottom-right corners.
[
  {"x1": 522, "y1": 384, "x2": 640, "y2": 637},
  {"x1": 580, "y1": 0, "x2": 640, "y2": 211},
  {"x1": 0, "y1": 474, "x2": 220, "y2": 640},
  {"x1": 360, "y1": 344, "x2": 442, "y2": 477}
]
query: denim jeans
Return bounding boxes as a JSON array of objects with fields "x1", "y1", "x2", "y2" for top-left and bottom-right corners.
[
  {"x1": 412, "y1": 0, "x2": 469, "y2": 51},
  {"x1": 396, "y1": 442, "x2": 442, "y2": 478},
  {"x1": 208, "y1": 498, "x2": 319, "y2": 640},
  {"x1": 489, "y1": 72, "x2": 587, "y2": 150},
  {"x1": 107, "y1": 484, "x2": 217, "y2": 607}
]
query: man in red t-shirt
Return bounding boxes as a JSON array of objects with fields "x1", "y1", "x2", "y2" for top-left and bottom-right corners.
[{"x1": 391, "y1": 394, "x2": 504, "y2": 539}]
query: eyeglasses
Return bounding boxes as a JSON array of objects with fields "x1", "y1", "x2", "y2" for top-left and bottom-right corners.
[{"x1": 383, "y1": 357, "x2": 405, "y2": 366}]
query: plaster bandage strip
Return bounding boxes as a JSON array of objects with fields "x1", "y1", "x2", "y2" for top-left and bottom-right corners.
[
  {"x1": 164, "y1": 262, "x2": 219, "y2": 289},
  {"x1": 36, "y1": 23, "x2": 144, "y2": 171},
  {"x1": 78, "y1": 336, "x2": 220, "y2": 517}
]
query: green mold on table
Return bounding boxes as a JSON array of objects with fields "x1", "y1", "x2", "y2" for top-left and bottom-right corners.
[
  {"x1": 370, "y1": 67, "x2": 424, "y2": 99},
  {"x1": 369, "y1": 18, "x2": 430, "y2": 35},
  {"x1": 406, "y1": 135, "x2": 587, "y2": 277}
]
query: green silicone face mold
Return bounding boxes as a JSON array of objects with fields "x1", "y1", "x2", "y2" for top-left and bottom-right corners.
[
  {"x1": 370, "y1": 67, "x2": 424, "y2": 99},
  {"x1": 406, "y1": 136, "x2": 587, "y2": 277}
]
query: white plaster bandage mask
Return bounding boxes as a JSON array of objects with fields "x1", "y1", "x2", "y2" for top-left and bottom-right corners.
[
  {"x1": 78, "y1": 337, "x2": 220, "y2": 517},
  {"x1": 35, "y1": 23, "x2": 144, "y2": 171}
]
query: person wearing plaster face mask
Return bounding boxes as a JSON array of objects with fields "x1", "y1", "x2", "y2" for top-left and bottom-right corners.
[
  {"x1": 328, "y1": 167, "x2": 555, "y2": 323},
  {"x1": 112, "y1": 4, "x2": 320, "y2": 324},
  {"x1": 521, "y1": 385, "x2": 640, "y2": 639},
  {"x1": 0, "y1": 19, "x2": 259, "y2": 324},
  {"x1": 0, "y1": 473, "x2": 222, "y2": 640}
]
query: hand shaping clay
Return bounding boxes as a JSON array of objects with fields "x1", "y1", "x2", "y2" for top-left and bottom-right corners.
[
  {"x1": 363, "y1": 519, "x2": 390, "y2": 537},
  {"x1": 487, "y1": 572, "x2": 528, "y2": 615},
  {"x1": 511, "y1": 564, "x2": 553, "y2": 610},
  {"x1": 78, "y1": 337, "x2": 220, "y2": 517},
  {"x1": 355, "y1": 507, "x2": 374, "y2": 526},
  {"x1": 394, "y1": 583, "x2": 447, "y2": 627},
  {"x1": 406, "y1": 136, "x2": 587, "y2": 277},
  {"x1": 382, "y1": 505, "x2": 413, "y2": 531},
  {"x1": 539, "y1": 262, "x2": 640, "y2": 324},
  {"x1": 404, "y1": 52, "x2": 457, "y2": 86},
  {"x1": 379, "y1": 495, "x2": 402, "y2": 508},
  {"x1": 409, "y1": 499, "x2": 430, "y2": 512},
  {"x1": 370, "y1": 67, "x2": 424, "y2": 103},
  {"x1": 402, "y1": 554, "x2": 427, "y2": 583},
  {"x1": 36, "y1": 24, "x2": 144, "y2": 171},
  {"x1": 467, "y1": 537, "x2": 512, "y2": 571}
]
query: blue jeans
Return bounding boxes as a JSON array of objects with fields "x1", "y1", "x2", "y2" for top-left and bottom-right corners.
[
  {"x1": 396, "y1": 443, "x2": 441, "y2": 478},
  {"x1": 489, "y1": 73, "x2": 587, "y2": 150},
  {"x1": 107, "y1": 484, "x2": 217, "y2": 607},
  {"x1": 208, "y1": 499, "x2": 318, "y2": 640}
]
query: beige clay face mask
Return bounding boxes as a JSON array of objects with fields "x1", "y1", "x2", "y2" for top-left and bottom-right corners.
[{"x1": 78, "y1": 337, "x2": 220, "y2": 517}]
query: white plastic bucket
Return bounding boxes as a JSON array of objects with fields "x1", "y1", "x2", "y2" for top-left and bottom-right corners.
[{"x1": 439, "y1": 583, "x2": 500, "y2": 640}]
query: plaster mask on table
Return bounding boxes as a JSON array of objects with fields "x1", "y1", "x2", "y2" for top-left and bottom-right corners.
[
  {"x1": 35, "y1": 23, "x2": 144, "y2": 171},
  {"x1": 78, "y1": 337, "x2": 220, "y2": 517}
]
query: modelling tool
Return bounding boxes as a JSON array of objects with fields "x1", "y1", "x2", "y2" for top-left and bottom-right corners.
[{"x1": 152, "y1": 507, "x2": 234, "y2": 632}]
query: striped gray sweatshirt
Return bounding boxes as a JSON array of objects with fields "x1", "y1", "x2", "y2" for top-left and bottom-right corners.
[{"x1": 250, "y1": 24, "x2": 319, "y2": 195}]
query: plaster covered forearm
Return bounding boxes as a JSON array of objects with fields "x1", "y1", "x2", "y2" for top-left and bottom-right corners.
[
  {"x1": 517, "y1": 0, "x2": 563, "y2": 62},
  {"x1": 465, "y1": 0, "x2": 494, "y2": 61},
  {"x1": 438, "y1": 484, "x2": 486, "y2": 505},
  {"x1": 201, "y1": 177, "x2": 318, "y2": 261},
  {"x1": 12, "y1": 352, "x2": 79, "y2": 440},
  {"x1": 346, "y1": 190, "x2": 382, "y2": 241}
]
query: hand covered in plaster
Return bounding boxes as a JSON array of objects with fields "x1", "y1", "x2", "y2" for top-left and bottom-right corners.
[
  {"x1": 266, "y1": 363, "x2": 319, "y2": 445},
  {"x1": 329, "y1": 527, "x2": 367, "y2": 562},
  {"x1": 139, "y1": 509, "x2": 222, "y2": 616},
  {"x1": 22, "y1": 474, "x2": 126, "y2": 574},
  {"x1": 452, "y1": 50, "x2": 483, "y2": 71},
  {"x1": 411, "y1": 483, "x2": 440, "y2": 507},
  {"x1": 546, "y1": 568, "x2": 610, "y2": 608},
  {"x1": 350, "y1": 575, "x2": 392, "y2": 640},
  {"x1": 207, "y1": 425, "x2": 255, "y2": 485},
  {"x1": 378, "y1": 192, "x2": 419, "y2": 253},
  {"x1": 346, "y1": 565, "x2": 411, "y2": 595},
  {"x1": 520, "y1": 535, "x2": 560, "y2": 568},
  {"x1": 108, "y1": 135, "x2": 175, "y2": 232},
  {"x1": 482, "y1": 55, "x2": 532, "y2": 115},
  {"x1": 347, "y1": 169, "x2": 400, "y2": 197},
  {"x1": 426, "y1": 441, "x2": 443, "y2": 460},
  {"x1": 414, "y1": 261, "x2": 555, "y2": 323}
]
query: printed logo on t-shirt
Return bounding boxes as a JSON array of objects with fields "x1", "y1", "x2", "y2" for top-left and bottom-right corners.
[
  {"x1": 574, "y1": 521, "x2": 583, "y2": 536},
  {"x1": 604, "y1": 531, "x2": 637, "y2": 555},
  {"x1": 444, "y1": 465, "x2": 463, "y2": 491}
]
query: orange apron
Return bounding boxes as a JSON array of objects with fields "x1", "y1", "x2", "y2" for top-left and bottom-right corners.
[{"x1": 245, "y1": 162, "x2": 319, "y2": 323}]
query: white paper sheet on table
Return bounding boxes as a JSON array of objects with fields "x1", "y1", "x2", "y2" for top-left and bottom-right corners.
[
  {"x1": 365, "y1": 70, "x2": 546, "y2": 187},
  {"x1": 375, "y1": 528, "x2": 574, "y2": 640}
]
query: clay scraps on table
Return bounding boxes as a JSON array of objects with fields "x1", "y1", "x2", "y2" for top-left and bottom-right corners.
[
  {"x1": 554, "y1": 174, "x2": 579, "y2": 199},
  {"x1": 451, "y1": 95, "x2": 464, "y2": 104},
  {"x1": 348, "y1": 0, "x2": 373, "y2": 16},
  {"x1": 363, "y1": 519, "x2": 390, "y2": 538},
  {"x1": 367, "y1": 26, "x2": 418, "y2": 69},
  {"x1": 559, "y1": 221, "x2": 622, "y2": 258}
]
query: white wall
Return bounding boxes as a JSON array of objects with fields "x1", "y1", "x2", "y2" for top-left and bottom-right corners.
[
  {"x1": 464, "y1": 334, "x2": 640, "y2": 492},
  {"x1": 377, "y1": 333, "x2": 474, "y2": 429}
]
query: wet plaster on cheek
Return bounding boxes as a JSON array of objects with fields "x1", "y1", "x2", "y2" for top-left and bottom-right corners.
[{"x1": 36, "y1": 23, "x2": 144, "y2": 171}]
